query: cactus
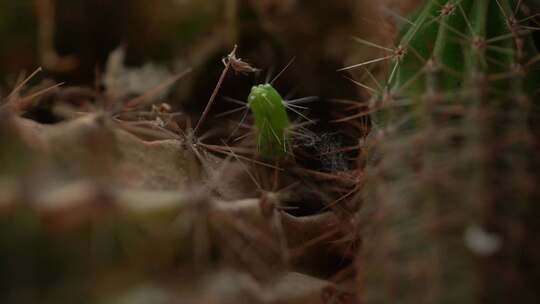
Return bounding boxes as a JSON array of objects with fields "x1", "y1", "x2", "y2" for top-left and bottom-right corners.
[
  {"x1": 356, "y1": 0, "x2": 540, "y2": 303},
  {"x1": 248, "y1": 84, "x2": 291, "y2": 159}
]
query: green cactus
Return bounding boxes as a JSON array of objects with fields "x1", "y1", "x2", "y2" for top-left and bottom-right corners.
[
  {"x1": 358, "y1": 0, "x2": 540, "y2": 303},
  {"x1": 248, "y1": 84, "x2": 291, "y2": 159}
]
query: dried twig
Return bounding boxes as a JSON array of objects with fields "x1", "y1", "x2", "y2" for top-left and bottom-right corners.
[{"x1": 194, "y1": 45, "x2": 238, "y2": 135}]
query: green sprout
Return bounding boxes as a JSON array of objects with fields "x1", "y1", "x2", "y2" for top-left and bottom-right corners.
[{"x1": 247, "y1": 84, "x2": 291, "y2": 159}]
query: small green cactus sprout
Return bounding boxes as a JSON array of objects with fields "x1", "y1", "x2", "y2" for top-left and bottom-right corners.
[
  {"x1": 219, "y1": 79, "x2": 316, "y2": 160},
  {"x1": 248, "y1": 84, "x2": 291, "y2": 159}
]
